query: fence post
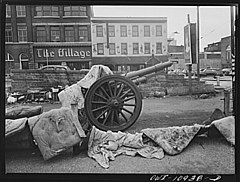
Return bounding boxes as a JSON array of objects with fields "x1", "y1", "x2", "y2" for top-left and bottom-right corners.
[{"x1": 224, "y1": 89, "x2": 230, "y2": 116}]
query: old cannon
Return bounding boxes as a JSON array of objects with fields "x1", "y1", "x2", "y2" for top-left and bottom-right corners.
[{"x1": 84, "y1": 61, "x2": 173, "y2": 131}]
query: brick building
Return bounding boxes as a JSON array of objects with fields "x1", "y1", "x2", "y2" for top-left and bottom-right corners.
[{"x1": 5, "y1": 4, "x2": 93, "y2": 74}]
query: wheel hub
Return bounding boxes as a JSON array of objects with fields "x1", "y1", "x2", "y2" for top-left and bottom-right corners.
[{"x1": 109, "y1": 99, "x2": 121, "y2": 108}]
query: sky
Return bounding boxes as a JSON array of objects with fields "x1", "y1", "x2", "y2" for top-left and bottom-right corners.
[{"x1": 93, "y1": 6, "x2": 232, "y2": 52}]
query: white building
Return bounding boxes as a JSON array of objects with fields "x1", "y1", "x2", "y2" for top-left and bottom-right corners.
[{"x1": 91, "y1": 17, "x2": 168, "y2": 72}]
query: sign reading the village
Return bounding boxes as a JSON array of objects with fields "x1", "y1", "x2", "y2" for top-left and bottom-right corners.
[{"x1": 34, "y1": 46, "x2": 92, "y2": 61}]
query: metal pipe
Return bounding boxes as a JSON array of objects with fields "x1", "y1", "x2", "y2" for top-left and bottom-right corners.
[{"x1": 122, "y1": 61, "x2": 173, "y2": 79}]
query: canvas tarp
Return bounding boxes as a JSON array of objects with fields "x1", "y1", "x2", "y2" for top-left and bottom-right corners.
[{"x1": 88, "y1": 116, "x2": 235, "y2": 168}]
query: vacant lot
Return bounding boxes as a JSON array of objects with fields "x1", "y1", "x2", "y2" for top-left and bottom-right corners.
[{"x1": 5, "y1": 93, "x2": 235, "y2": 175}]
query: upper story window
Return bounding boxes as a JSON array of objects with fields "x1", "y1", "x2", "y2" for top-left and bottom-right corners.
[
  {"x1": 133, "y1": 43, "x2": 139, "y2": 54},
  {"x1": 144, "y1": 43, "x2": 150, "y2": 54},
  {"x1": 64, "y1": 6, "x2": 87, "y2": 16},
  {"x1": 6, "y1": 5, "x2": 11, "y2": 17},
  {"x1": 50, "y1": 26, "x2": 60, "y2": 42},
  {"x1": 132, "y1": 25, "x2": 139, "y2": 37},
  {"x1": 79, "y1": 26, "x2": 89, "y2": 42},
  {"x1": 18, "y1": 26, "x2": 27, "y2": 42},
  {"x1": 120, "y1": 25, "x2": 127, "y2": 37},
  {"x1": 144, "y1": 25, "x2": 150, "y2": 37},
  {"x1": 64, "y1": 26, "x2": 74, "y2": 42},
  {"x1": 97, "y1": 43, "x2": 104, "y2": 55},
  {"x1": 108, "y1": 25, "x2": 115, "y2": 37},
  {"x1": 156, "y1": 25, "x2": 162, "y2": 36},
  {"x1": 5, "y1": 26, "x2": 13, "y2": 42},
  {"x1": 121, "y1": 43, "x2": 128, "y2": 55},
  {"x1": 35, "y1": 6, "x2": 59, "y2": 16},
  {"x1": 96, "y1": 25, "x2": 103, "y2": 37},
  {"x1": 16, "y1": 6, "x2": 26, "y2": 17},
  {"x1": 156, "y1": 42, "x2": 162, "y2": 54},
  {"x1": 109, "y1": 43, "x2": 116, "y2": 55},
  {"x1": 36, "y1": 26, "x2": 47, "y2": 42}
]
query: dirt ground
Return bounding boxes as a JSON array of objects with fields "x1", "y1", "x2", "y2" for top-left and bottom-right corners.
[{"x1": 5, "y1": 93, "x2": 235, "y2": 175}]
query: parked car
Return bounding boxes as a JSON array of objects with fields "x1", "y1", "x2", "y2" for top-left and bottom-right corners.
[
  {"x1": 204, "y1": 68, "x2": 223, "y2": 76},
  {"x1": 222, "y1": 68, "x2": 232, "y2": 76},
  {"x1": 199, "y1": 68, "x2": 207, "y2": 76},
  {"x1": 38, "y1": 65, "x2": 70, "y2": 71}
]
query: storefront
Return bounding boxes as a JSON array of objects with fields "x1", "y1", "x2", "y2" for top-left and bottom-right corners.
[{"x1": 33, "y1": 45, "x2": 92, "y2": 70}]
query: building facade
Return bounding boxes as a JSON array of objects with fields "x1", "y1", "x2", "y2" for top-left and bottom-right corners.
[
  {"x1": 203, "y1": 36, "x2": 231, "y2": 68},
  {"x1": 91, "y1": 17, "x2": 168, "y2": 72},
  {"x1": 5, "y1": 4, "x2": 93, "y2": 74}
]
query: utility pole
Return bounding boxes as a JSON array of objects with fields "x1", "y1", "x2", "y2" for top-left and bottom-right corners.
[
  {"x1": 196, "y1": 6, "x2": 200, "y2": 82},
  {"x1": 187, "y1": 14, "x2": 192, "y2": 95}
]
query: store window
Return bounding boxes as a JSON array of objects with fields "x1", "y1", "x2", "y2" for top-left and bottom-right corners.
[
  {"x1": 121, "y1": 43, "x2": 128, "y2": 55},
  {"x1": 132, "y1": 25, "x2": 139, "y2": 37},
  {"x1": 50, "y1": 26, "x2": 60, "y2": 42},
  {"x1": 5, "y1": 27, "x2": 13, "y2": 42},
  {"x1": 96, "y1": 25, "x2": 103, "y2": 37},
  {"x1": 156, "y1": 25, "x2": 162, "y2": 36},
  {"x1": 19, "y1": 53, "x2": 29, "y2": 69},
  {"x1": 64, "y1": 6, "x2": 87, "y2": 16},
  {"x1": 36, "y1": 27, "x2": 47, "y2": 42},
  {"x1": 5, "y1": 53, "x2": 14, "y2": 74},
  {"x1": 133, "y1": 43, "x2": 139, "y2": 54},
  {"x1": 6, "y1": 5, "x2": 11, "y2": 17},
  {"x1": 97, "y1": 43, "x2": 104, "y2": 55},
  {"x1": 144, "y1": 25, "x2": 150, "y2": 37},
  {"x1": 109, "y1": 43, "x2": 116, "y2": 55},
  {"x1": 120, "y1": 25, "x2": 127, "y2": 37},
  {"x1": 79, "y1": 26, "x2": 88, "y2": 42},
  {"x1": 65, "y1": 26, "x2": 74, "y2": 42},
  {"x1": 35, "y1": 6, "x2": 59, "y2": 16},
  {"x1": 108, "y1": 25, "x2": 115, "y2": 37},
  {"x1": 16, "y1": 5, "x2": 26, "y2": 17},
  {"x1": 156, "y1": 42, "x2": 162, "y2": 54},
  {"x1": 18, "y1": 26, "x2": 27, "y2": 42},
  {"x1": 144, "y1": 43, "x2": 150, "y2": 54}
]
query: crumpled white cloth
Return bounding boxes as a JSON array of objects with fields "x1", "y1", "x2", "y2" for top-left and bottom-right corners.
[
  {"x1": 58, "y1": 65, "x2": 113, "y2": 110},
  {"x1": 88, "y1": 126, "x2": 164, "y2": 169}
]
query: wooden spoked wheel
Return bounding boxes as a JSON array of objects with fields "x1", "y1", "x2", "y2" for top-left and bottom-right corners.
[{"x1": 84, "y1": 75, "x2": 142, "y2": 131}]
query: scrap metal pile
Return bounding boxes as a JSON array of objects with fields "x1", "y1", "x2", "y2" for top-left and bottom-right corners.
[{"x1": 5, "y1": 64, "x2": 235, "y2": 169}]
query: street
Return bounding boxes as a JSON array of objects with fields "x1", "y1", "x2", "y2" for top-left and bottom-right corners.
[{"x1": 5, "y1": 88, "x2": 235, "y2": 174}]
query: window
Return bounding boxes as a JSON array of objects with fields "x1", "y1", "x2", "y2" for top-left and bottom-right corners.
[
  {"x1": 109, "y1": 43, "x2": 115, "y2": 55},
  {"x1": 156, "y1": 25, "x2": 162, "y2": 36},
  {"x1": 144, "y1": 25, "x2": 150, "y2": 37},
  {"x1": 65, "y1": 26, "x2": 74, "y2": 42},
  {"x1": 97, "y1": 43, "x2": 104, "y2": 55},
  {"x1": 144, "y1": 43, "x2": 150, "y2": 54},
  {"x1": 121, "y1": 43, "x2": 128, "y2": 55},
  {"x1": 108, "y1": 25, "x2": 115, "y2": 37},
  {"x1": 5, "y1": 27, "x2": 13, "y2": 42},
  {"x1": 120, "y1": 25, "x2": 127, "y2": 37},
  {"x1": 156, "y1": 42, "x2": 162, "y2": 54},
  {"x1": 96, "y1": 26, "x2": 103, "y2": 37},
  {"x1": 6, "y1": 5, "x2": 11, "y2": 17},
  {"x1": 18, "y1": 26, "x2": 27, "y2": 42},
  {"x1": 50, "y1": 26, "x2": 60, "y2": 42},
  {"x1": 132, "y1": 25, "x2": 139, "y2": 37},
  {"x1": 64, "y1": 6, "x2": 87, "y2": 16},
  {"x1": 79, "y1": 26, "x2": 88, "y2": 42},
  {"x1": 16, "y1": 6, "x2": 26, "y2": 17},
  {"x1": 133, "y1": 43, "x2": 139, "y2": 54},
  {"x1": 5, "y1": 53, "x2": 14, "y2": 61},
  {"x1": 35, "y1": 6, "x2": 59, "y2": 16},
  {"x1": 36, "y1": 27, "x2": 47, "y2": 42}
]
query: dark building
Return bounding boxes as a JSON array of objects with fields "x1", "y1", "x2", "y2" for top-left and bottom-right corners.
[{"x1": 5, "y1": 5, "x2": 93, "y2": 74}]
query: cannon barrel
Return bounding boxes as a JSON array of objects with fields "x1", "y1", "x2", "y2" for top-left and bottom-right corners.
[{"x1": 122, "y1": 61, "x2": 173, "y2": 79}]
